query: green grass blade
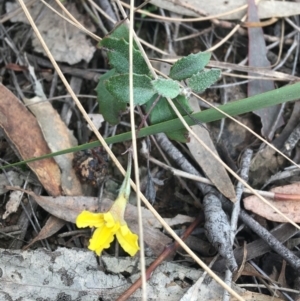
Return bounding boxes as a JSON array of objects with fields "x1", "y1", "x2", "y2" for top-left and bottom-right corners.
[{"x1": 2, "y1": 82, "x2": 300, "y2": 170}]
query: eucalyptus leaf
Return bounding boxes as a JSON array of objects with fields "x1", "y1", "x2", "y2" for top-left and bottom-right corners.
[
  {"x1": 105, "y1": 74, "x2": 156, "y2": 106},
  {"x1": 95, "y1": 69, "x2": 127, "y2": 125},
  {"x1": 188, "y1": 69, "x2": 221, "y2": 93},
  {"x1": 169, "y1": 52, "x2": 211, "y2": 80},
  {"x1": 151, "y1": 78, "x2": 181, "y2": 99},
  {"x1": 99, "y1": 37, "x2": 150, "y2": 75}
]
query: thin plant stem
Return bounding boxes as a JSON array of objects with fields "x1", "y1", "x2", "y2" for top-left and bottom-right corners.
[{"x1": 128, "y1": 0, "x2": 147, "y2": 299}]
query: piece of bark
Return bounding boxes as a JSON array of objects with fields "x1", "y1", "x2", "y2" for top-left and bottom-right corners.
[
  {"x1": 0, "y1": 247, "x2": 278, "y2": 301},
  {"x1": 204, "y1": 193, "x2": 237, "y2": 272}
]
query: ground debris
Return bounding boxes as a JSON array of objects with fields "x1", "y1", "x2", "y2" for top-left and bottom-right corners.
[
  {"x1": 203, "y1": 193, "x2": 237, "y2": 272},
  {"x1": 0, "y1": 247, "x2": 203, "y2": 301}
]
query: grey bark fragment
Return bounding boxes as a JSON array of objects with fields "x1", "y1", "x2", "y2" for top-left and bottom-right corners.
[
  {"x1": 284, "y1": 122, "x2": 300, "y2": 155},
  {"x1": 0, "y1": 247, "x2": 204, "y2": 301},
  {"x1": 203, "y1": 194, "x2": 237, "y2": 272},
  {"x1": 155, "y1": 133, "x2": 237, "y2": 271}
]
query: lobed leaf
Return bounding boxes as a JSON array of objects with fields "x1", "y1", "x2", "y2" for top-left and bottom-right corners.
[
  {"x1": 99, "y1": 37, "x2": 150, "y2": 75},
  {"x1": 188, "y1": 69, "x2": 221, "y2": 93},
  {"x1": 105, "y1": 73, "x2": 156, "y2": 106},
  {"x1": 96, "y1": 69, "x2": 127, "y2": 125},
  {"x1": 169, "y1": 52, "x2": 211, "y2": 80},
  {"x1": 151, "y1": 78, "x2": 181, "y2": 99}
]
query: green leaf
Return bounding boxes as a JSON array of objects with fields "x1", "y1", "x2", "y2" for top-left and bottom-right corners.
[
  {"x1": 146, "y1": 95, "x2": 193, "y2": 142},
  {"x1": 109, "y1": 24, "x2": 130, "y2": 40},
  {"x1": 169, "y1": 52, "x2": 211, "y2": 80},
  {"x1": 109, "y1": 25, "x2": 138, "y2": 49},
  {"x1": 96, "y1": 69, "x2": 127, "y2": 125},
  {"x1": 188, "y1": 69, "x2": 221, "y2": 93},
  {"x1": 151, "y1": 78, "x2": 181, "y2": 98},
  {"x1": 105, "y1": 73, "x2": 156, "y2": 106},
  {"x1": 99, "y1": 37, "x2": 149, "y2": 75}
]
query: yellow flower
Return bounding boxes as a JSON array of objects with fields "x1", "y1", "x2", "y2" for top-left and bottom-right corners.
[{"x1": 76, "y1": 156, "x2": 139, "y2": 256}]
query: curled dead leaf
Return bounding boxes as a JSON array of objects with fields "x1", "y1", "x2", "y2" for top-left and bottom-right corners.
[
  {"x1": 244, "y1": 182, "x2": 300, "y2": 222},
  {"x1": 7, "y1": 186, "x2": 194, "y2": 256},
  {"x1": 0, "y1": 84, "x2": 61, "y2": 196}
]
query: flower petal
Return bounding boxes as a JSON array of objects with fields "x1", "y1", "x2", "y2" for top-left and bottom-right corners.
[
  {"x1": 109, "y1": 194, "x2": 127, "y2": 224},
  {"x1": 76, "y1": 210, "x2": 105, "y2": 228},
  {"x1": 88, "y1": 226, "x2": 115, "y2": 256},
  {"x1": 116, "y1": 224, "x2": 139, "y2": 256},
  {"x1": 103, "y1": 212, "x2": 117, "y2": 228}
]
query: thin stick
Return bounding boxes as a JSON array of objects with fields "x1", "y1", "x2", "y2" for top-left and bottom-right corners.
[
  {"x1": 222, "y1": 149, "x2": 253, "y2": 301},
  {"x1": 120, "y1": 1, "x2": 248, "y2": 23},
  {"x1": 128, "y1": 0, "x2": 147, "y2": 299},
  {"x1": 116, "y1": 213, "x2": 204, "y2": 301}
]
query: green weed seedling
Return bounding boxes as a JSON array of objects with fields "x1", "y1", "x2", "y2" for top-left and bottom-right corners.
[{"x1": 96, "y1": 25, "x2": 221, "y2": 142}]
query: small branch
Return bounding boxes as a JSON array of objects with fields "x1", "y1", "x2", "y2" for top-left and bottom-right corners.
[
  {"x1": 149, "y1": 155, "x2": 300, "y2": 201},
  {"x1": 116, "y1": 213, "x2": 204, "y2": 301},
  {"x1": 223, "y1": 149, "x2": 252, "y2": 301},
  {"x1": 154, "y1": 134, "x2": 300, "y2": 274},
  {"x1": 155, "y1": 133, "x2": 237, "y2": 271},
  {"x1": 221, "y1": 197, "x2": 300, "y2": 274},
  {"x1": 203, "y1": 193, "x2": 237, "y2": 272},
  {"x1": 231, "y1": 149, "x2": 253, "y2": 243}
]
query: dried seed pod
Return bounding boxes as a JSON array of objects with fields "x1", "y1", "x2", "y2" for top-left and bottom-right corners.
[{"x1": 73, "y1": 147, "x2": 108, "y2": 187}]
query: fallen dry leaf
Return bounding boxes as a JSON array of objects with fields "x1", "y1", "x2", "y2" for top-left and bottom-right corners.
[
  {"x1": 8, "y1": 187, "x2": 194, "y2": 255},
  {"x1": 244, "y1": 182, "x2": 300, "y2": 222},
  {"x1": 0, "y1": 247, "x2": 284, "y2": 301},
  {"x1": 0, "y1": 84, "x2": 61, "y2": 196},
  {"x1": 23, "y1": 216, "x2": 66, "y2": 250},
  {"x1": 247, "y1": 0, "x2": 283, "y2": 140},
  {"x1": 250, "y1": 145, "x2": 285, "y2": 187},
  {"x1": 150, "y1": 0, "x2": 300, "y2": 20},
  {"x1": 187, "y1": 97, "x2": 236, "y2": 201},
  {"x1": 87, "y1": 113, "x2": 104, "y2": 131},
  {"x1": 6, "y1": 1, "x2": 95, "y2": 64},
  {"x1": 24, "y1": 96, "x2": 82, "y2": 196}
]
